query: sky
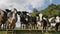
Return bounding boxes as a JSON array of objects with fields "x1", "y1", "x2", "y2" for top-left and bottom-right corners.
[
  {"x1": 0, "y1": 0, "x2": 60, "y2": 27},
  {"x1": 0, "y1": 0, "x2": 60, "y2": 12}
]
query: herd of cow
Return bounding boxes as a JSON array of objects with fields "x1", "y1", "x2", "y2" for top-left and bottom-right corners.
[{"x1": 0, "y1": 8, "x2": 60, "y2": 32}]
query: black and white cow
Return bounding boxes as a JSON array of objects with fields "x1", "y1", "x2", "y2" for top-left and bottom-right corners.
[
  {"x1": 48, "y1": 15, "x2": 60, "y2": 32},
  {"x1": 5, "y1": 8, "x2": 17, "y2": 29},
  {"x1": 0, "y1": 9, "x2": 8, "y2": 29},
  {"x1": 28, "y1": 16, "x2": 37, "y2": 29},
  {"x1": 49, "y1": 16, "x2": 56, "y2": 29},
  {"x1": 36, "y1": 13, "x2": 49, "y2": 32},
  {"x1": 55, "y1": 16, "x2": 60, "y2": 32},
  {"x1": 42, "y1": 15, "x2": 48, "y2": 32},
  {"x1": 0, "y1": 9, "x2": 5, "y2": 29},
  {"x1": 17, "y1": 11, "x2": 30, "y2": 29}
]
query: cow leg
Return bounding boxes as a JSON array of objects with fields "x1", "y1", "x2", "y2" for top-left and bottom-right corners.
[
  {"x1": 6, "y1": 23, "x2": 9, "y2": 29},
  {"x1": 55, "y1": 24, "x2": 58, "y2": 32},
  {"x1": 5, "y1": 23, "x2": 7, "y2": 29},
  {"x1": 42, "y1": 26, "x2": 45, "y2": 33},
  {"x1": 22, "y1": 24, "x2": 24, "y2": 29},
  {"x1": 9, "y1": 25, "x2": 11, "y2": 29},
  {"x1": 10, "y1": 23, "x2": 15, "y2": 29},
  {"x1": 29, "y1": 24, "x2": 32, "y2": 29},
  {"x1": 34, "y1": 24, "x2": 35, "y2": 29},
  {"x1": 3, "y1": 24, "x2": 5, "y2": 29},
  {"x1": 42, "y1": 26, "x2": 44, "y2": 33},
  {"x1": 28, "y1": 23, "x2": 31, "y2": 29},
  {"x1": 33, "y1": 24, "x2": 35, "y2": 29},
  {"x1": 12, "y1": 24, "x2": 15, "y2": 29},
  {"x1": 21, "y1": 23, "x2": 22, "y2": 29},
  {"x1": 55, "y1": 23, "x2": 60, "y2": 32},
  {"x1": 21, "y1": 23, "x2": 24, "y2": 29},
  {"x1": 21, "y1": 24, "x2": 23, "y2": 29},
  {"x1": 3, "y1": 24, "x2": 6, "y2": 29},
  {"x1": 37, "y1": 22, "x2": 39, "y2": 29},
  {"x1": 0, "y1": 23, "x2": 2, "y2": 29},
  {"x1": 45, "y1": 26, "x2": 48, "y2": 32},
  {"x1": 9, "y1": 24, "x2": 13, "y2": 29},
  {"x1": 34, "y1": 24, "x2": 37, "y2": 29},
  {"x1": 21, "y1": 24, "x2": 25, "y2": 29}
]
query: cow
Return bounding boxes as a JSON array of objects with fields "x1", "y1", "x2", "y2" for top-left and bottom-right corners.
[{"x1": 6, "y1": 8, "x2": 17, "y2": 29}]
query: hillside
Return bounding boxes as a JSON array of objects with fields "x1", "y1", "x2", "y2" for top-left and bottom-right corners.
[{"x1": 30, "y1": 4, "x2": 60, "y2": 18}]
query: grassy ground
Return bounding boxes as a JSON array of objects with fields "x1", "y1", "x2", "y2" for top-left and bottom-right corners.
[
  {"x1": 14, "y1": 30, "x2": 60, "y2": 34},
  {"x1": 0, "y1": 31, "x2": 6, "y2": 34},
  {"x1": 0, "y1": 30, "x2": 60, "y2": 34},
  {"x1": 0, "y1": 27, "x2": 60, "y2": 34}
]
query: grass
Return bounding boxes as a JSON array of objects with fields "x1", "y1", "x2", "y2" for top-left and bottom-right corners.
[
  {"x1": 0, "y1": 27, "x2": 60, "y2": 34},
  {"x1": 0, "y1": 31, "x2": 6, "y2": 34},
  {"x1": 0, "y1": 30, "x2": 60, "y2": 34}
]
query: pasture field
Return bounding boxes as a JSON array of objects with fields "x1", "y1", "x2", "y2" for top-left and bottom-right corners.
[
  {"x1": 14, "y1": 30, "x2": 60, "y2": 34},
  {"x1": 0, "y1": 28, "x2": 60, "y2": 34}
]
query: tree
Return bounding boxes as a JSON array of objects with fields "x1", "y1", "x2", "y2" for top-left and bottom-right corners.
[
  {"x1": 31, "y1": 8, "x2": 39, "y2": 17},
  {"x1": 30, "y1": 4, "x2": 60, "y2": 18},
  {"x1": 40, "y1": 4, "x2": 59, "y2": 18}
]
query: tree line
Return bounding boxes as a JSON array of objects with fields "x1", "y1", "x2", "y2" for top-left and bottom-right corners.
[{"x1": 30, "y1": 4, "x2": 60, "y2": 18}]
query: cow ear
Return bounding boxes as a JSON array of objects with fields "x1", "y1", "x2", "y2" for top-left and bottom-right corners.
[
  {"x1": 5, "y1": 9, "x2": 11, "y2": 12},
  {"x1": 22, "y1": 11, "x2": 28, "y2": 13},
  {"x1": 17, "y1": 11, "x2": 21, "y2": 15}
]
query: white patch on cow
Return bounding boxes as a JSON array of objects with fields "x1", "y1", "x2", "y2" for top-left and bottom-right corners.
[
  {"x1": 55, "y1": 16, "x2": 60, "y2": 23},
  {"x1": 25, "y1": 18, "x2": 28, "y2": 21},
  {"x1": 12, "y1": 13, "x2": 15, "y2": 19},
  {"x1": 43, "y1": 17, "x2": 47, "y2": 20},
  {"x1": 51, "y1": 23, "x2": 56, "y2": 27},
  {"x1": 12, "y1": 9, "x2": 17, "y2": 19},
  {"x1": 49, "y1": 17, "x2": 54, "y2": 22},
  {"x1": 7, "y1": 12, "x2": 11, "y2": 18},
  {"x1": 39, "y1": 13, "x2": 43, "y2": 21},
  {"x1": 36, "y1": 16, "x2": 39, "y2": 21}
]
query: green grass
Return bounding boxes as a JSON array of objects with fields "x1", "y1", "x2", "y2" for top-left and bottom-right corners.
[
  {"x1": 0, "y1": 27, "x2": 60, "y2": 34},
  {"x1": 0, "y1": 31, "x2": 6, "y2": 34},
  {"x1": 0, "y1": 30, "x2": 60, "y2": 34}
]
